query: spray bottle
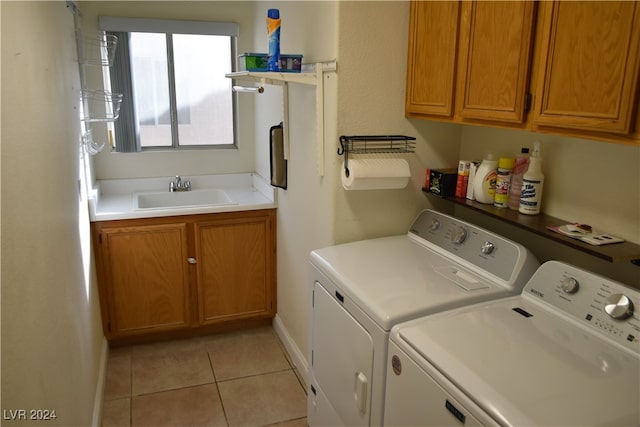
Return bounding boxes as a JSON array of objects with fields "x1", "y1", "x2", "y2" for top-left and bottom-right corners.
[
  {"x1": 266, "y1": 9, "x2": 281, "y2": 71},
  {"x1": 519, "y1": 142, "x2": 544, "y2": 215},
  {"x1": 508, "y1": 147, "x2": 530, "y2": 210}
]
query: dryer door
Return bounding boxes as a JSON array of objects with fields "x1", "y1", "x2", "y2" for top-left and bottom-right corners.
[{"x1": 310, "y1": 281, "x2": 374, "y2": 426}]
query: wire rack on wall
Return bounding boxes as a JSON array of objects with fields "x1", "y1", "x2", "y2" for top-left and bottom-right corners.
[{"x1": 337, "y1": 135, "x2": 416, "y2": 171}]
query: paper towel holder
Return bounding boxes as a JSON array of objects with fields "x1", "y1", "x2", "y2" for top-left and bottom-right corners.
[{"x1": 338, "y1": 135, "x2": 416, "y2": 176}]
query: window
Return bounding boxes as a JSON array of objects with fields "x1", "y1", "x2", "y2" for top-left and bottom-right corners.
[{"x1": 99, "y1": 17, "x2": 238, "y2": 151}]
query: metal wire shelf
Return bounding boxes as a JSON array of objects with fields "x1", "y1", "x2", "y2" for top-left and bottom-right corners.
[{"x1": 337, "y1": 135, "x2": 416, "y2": 173}]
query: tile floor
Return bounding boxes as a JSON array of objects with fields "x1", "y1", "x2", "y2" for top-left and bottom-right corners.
[{"x1": 101, "y1": 325, "x2": 308, "y2": 427}]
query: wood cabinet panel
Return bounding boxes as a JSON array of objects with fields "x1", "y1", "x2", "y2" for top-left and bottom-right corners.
[
  {"x1": 406, "y1": 0, "x2": 640, "y2": 144},
  {"x1": 533, "y1": 1, "x2": 640, "y2": 134},
  {"x1": 92, "y1": 209, "x2": 277, "y2": 343},
  {"x1": 196, "y1": 215, "x2": 274, "y2": 324},
  {"x1": 457, "y1": 1, "x2": 536, "y2": 123},
  {"x1": 101, "y1": 223, "x2": 190, "y2": 337},
  {"x1": 405, "y1": 1, "x2": 461, "y2": 117}
]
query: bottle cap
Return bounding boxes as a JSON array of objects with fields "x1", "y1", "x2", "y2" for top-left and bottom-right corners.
[
  {"x1": 268, "y1": 9, "x2": 280, "y2": 19},
  {"x1": 498, "y1": 157, "x2": 515, "y2": 169}
]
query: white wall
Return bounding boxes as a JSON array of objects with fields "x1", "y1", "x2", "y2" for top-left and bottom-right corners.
[
  {"x1": 1, "y1": 2, "x2": 105, "y2": 425},
  {"x1": 253, "y1": 1, "x2": 462, "y2": 376},
  {"x1": 457, "y1": 125, "x2": 640, "y2": 286},
  {"x1": 248, "y1": 1, "x2": 340, "y2": 377},
  {"x1": 334, "y1": 2, "x2": 461, "y2": 243},
  {"x1": 459, "y1": 126, "x2": 640, "y2": 244}
]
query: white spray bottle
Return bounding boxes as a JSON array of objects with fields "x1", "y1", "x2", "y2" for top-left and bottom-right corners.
[{"x1": 519, "y1": 142, "x2": 544, "y2": 215}]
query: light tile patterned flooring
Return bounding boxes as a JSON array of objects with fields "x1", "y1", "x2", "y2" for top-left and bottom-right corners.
[{"x1": 101, "y1": 325, "x2": 307, "y2": 426}]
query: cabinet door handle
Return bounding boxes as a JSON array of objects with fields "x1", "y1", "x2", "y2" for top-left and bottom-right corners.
[{"x1": 187, "y1": 257, "x2": 197, "y2": 264}]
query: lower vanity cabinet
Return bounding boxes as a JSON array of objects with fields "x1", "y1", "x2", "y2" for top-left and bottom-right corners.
[
  {"x1": 95, "y1": 221, "x2": 191, "y2": 339},
  {"x1": 92, "y1": 209, "x2": 276, "y2": 342},
  {"x1": 196, "y1": 214, "x2": 275, "y2": 325}
]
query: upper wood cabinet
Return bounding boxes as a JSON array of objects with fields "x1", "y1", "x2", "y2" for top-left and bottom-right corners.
[
  {"x1": 456, "y1": 1, "x2": 536, "y2": 123},
  {"x1": 406, "y1": 1, "x2": 536, "y2": 124},
  {"x1": 406, "y1": 0, "x2": 640, "y2": 143},
  {"x1": 406, "y1": 1, "x2": 461, "y2": 117},
  {"x1": 532, "y1": 1, "x2": 640, "y2": 134}
]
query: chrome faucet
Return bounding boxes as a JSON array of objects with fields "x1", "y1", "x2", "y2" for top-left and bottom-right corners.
[{"x1": 169, "y1": 175, "x2": 191, "y2": 192}]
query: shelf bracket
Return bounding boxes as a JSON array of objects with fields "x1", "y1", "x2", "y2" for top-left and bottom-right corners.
[
  {"x1": 316, "y1": 64, "x2": 325, "y2": 176},
  {"x1": 226, "y1": 60, "x2": 336, "y2": 177}
]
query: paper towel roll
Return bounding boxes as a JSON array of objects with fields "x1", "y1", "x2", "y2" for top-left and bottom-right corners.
[{"x1": 342, "y1": 158, "x2": 410, "y2": 190}]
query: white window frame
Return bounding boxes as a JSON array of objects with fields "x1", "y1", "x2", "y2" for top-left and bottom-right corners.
[{"x1": 99, "y1": 16, "x2": 239, "y2": 152}]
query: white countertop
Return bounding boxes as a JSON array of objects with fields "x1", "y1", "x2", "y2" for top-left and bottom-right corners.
[{"x1": 89, "y1": 173, "x2": 276, "y2": 222}]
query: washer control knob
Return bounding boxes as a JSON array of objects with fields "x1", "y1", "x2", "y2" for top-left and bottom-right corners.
[
  {"x1": 451, "y1": 226, "x2": 468, "y2": 245},
  {"x1": 481, "y1": 241, "x2": 495, "y2": 255},
  {"x1": 430, "y1": 219, "x2": 440, "y2": 231},
  {"x1": 560, "y1": 277, "x2": 579, "y2": 294},
  {"x1": 604, "y1": 294, "x2": 634, "y2": 320}
]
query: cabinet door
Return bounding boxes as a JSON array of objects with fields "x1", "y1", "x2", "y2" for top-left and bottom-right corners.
[
  {"x1": 533, "y1": 1, "x2": 640, "y2": 134},
  {"x1": 100, "y1": 223, "x2": 190, "y2": 337},
  {"x1": 405, "y1": 1, "x2": 461, "y2": 117},
  {"x1": 196, "y1": 213, "x2": 275, "y2": 324},
  {"x1": 456, "y1": 1, "x2": 536, "y2": 123}
]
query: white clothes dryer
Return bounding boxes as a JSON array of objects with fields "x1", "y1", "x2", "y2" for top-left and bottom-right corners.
[
  {"x1": 384, "y1": 260, "x2": 640, "y2": 426},
  {"x1": 308, "y1": 209, "x2": 539, "y2": 426}
]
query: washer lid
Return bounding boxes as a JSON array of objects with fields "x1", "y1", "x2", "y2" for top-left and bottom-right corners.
[
  {"x1": 310, "y1": 235, "x2": 514, "y2": 331},
  {"x1": 394, "y1": 297, "x2": 640, "y2": 426}
]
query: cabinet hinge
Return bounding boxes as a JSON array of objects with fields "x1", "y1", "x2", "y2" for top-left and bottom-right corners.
[{"x1": 524, "y1": 93, "x2": 532, "y2": 112}]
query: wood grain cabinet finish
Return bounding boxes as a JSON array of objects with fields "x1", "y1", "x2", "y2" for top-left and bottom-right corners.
[
  {"x1": 405, "y1": 1, "x2": 461, "y2": 117},
  {"x1": 406, "y1": 1, "x2": 535, "y2": 124},
  {"x1": 406, "y1": 0, "x2": 640, "y2": 143},
  {"x1": 96, "y1": 222, "x2": 191, "y2": 338},
  {"x1": 196, "y1": 214, "x2": 275, "y2": 325},
  {"x1": 92, "y1": 209, "x2": 276, "y2": 342},
  {"x1": 532, "y1": 1, "x2": 640, "y2": 134},
  {"x1": 456, "y1": 1, "x2": 536, "y2": 123}
]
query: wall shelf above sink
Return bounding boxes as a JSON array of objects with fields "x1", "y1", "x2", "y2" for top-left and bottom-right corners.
[
  {"x1": 226, "y1": 61, "x2": 337, "y2": 177},
  {"x1": 424, "y1": 190, "x2": 640, "y2": 264},
  {"x1": 225, "y1": 70, "x2": 318, "y2": 86}
]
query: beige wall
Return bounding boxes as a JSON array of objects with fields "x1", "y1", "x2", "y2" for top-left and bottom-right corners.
[
  {"x1": 334, "y1": 1, "x2": 460, "y2": 243},
  {"x1": 458, "y1": 125, "x2": 640, "y2": 287},
  {"x1": 1, "y1": 2, "x2": 105, "y2": 425}
]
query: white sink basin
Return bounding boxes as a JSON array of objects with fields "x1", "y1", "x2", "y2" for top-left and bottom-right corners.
[{"x1": 134, "y1": 189, "x2": 237, "y2": 210}]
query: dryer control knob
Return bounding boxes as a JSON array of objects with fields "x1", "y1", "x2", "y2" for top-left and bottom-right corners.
[
  {"x1": 481, "y1": 241, "x2": 495, "y2": 255},
  {"x1": 604, "y1": 294, "x2": 634, "y2": 320},
  {"x1": 430, "y1": 219, "x2": 440, "y2": 231},
  {"x1": 560, "y1": 277, "x2": 579, "y2": 294},
  {"x1": 451, "y1": 226, "x2": 468, "y2": 245}
]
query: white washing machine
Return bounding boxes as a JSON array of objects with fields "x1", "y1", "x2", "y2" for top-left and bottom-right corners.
[
  {"x1": 385, "y1": 260, "x2": 640, "y2": 426},
  {"x1": 307, "y1": 209, "x2": 539, "y2": 426}
]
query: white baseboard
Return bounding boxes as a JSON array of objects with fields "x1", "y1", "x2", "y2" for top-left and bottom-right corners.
[
  {"x1": 92, "y1": 337, "x2": 109, "y2": 427},
  {"x1": 273, "y1": 314, "x2": 308, "y2": 389}
]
